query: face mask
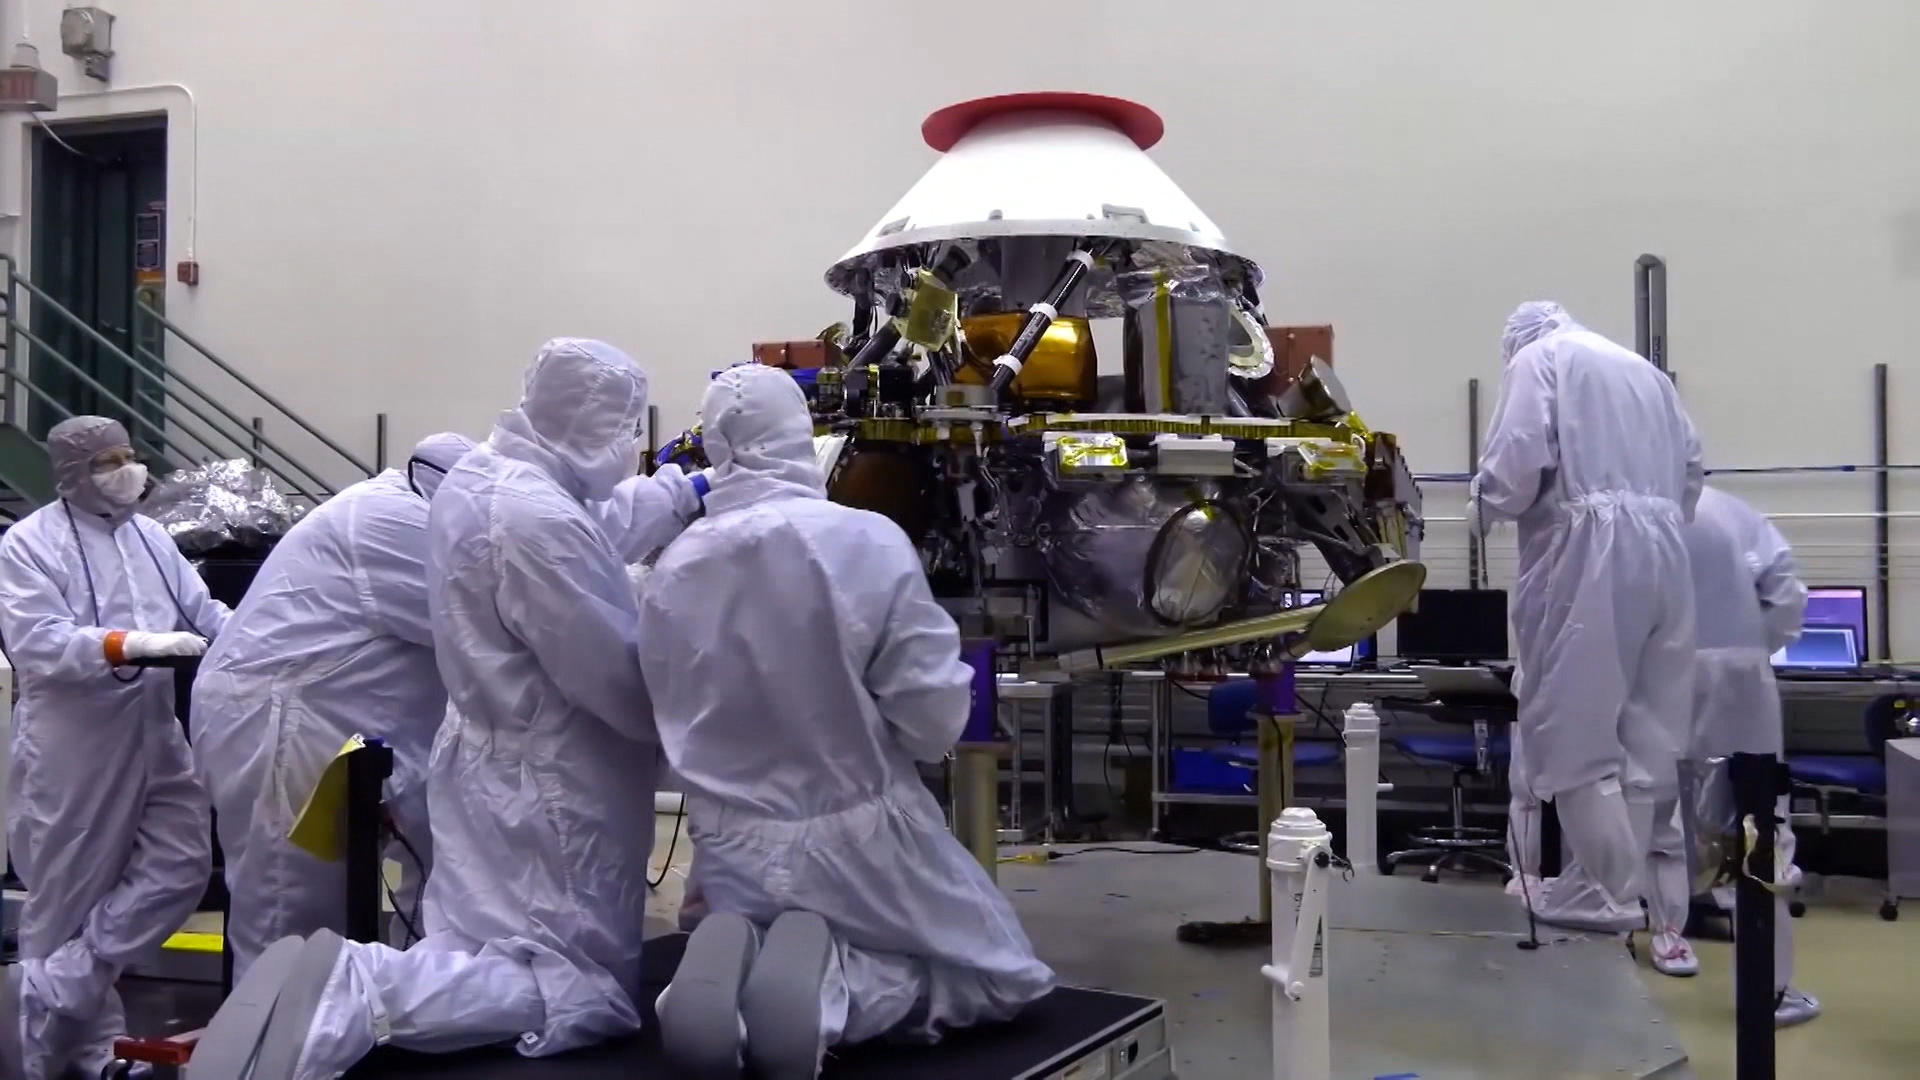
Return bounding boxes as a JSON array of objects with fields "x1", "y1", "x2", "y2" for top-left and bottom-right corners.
[{"x1": 94, "y1": 463, "x2": 148, "y2": 506}]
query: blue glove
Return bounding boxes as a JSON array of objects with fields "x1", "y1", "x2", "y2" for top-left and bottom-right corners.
[{"x1": 656, "y1": 429, "x2": 703, "y2": 470}]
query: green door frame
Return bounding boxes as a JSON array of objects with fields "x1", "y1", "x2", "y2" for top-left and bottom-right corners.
[{"x1": 28, "y1": 116, "x2": 168, "y2": 455}]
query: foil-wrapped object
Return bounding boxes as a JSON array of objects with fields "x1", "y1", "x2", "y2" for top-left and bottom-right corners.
[
  {"x1": 1117, "y1": 268, "x2": 1239, "y2": 415},
  {"x1": 143, "y1": 459, "x2": 307, "y2": 554}
]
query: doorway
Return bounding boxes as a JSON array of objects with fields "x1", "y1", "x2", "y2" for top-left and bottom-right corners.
[{"x1": 28, "y1": 116, "x2": 168, "y2": 452}]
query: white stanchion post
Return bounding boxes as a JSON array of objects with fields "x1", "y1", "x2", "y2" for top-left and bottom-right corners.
[
  {"x1": 1342, "y1": 703, "x2": 1380, "y2": 874},
  {"x1": 1264, "y1": 807, "x2": 1333, "y2": 1080}
]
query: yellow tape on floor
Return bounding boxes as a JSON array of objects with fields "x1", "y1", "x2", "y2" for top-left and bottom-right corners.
[{"x1": 162, "y1": 930, "x2": 223, "y2": 953}]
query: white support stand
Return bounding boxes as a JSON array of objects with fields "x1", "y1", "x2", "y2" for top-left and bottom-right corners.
[
  {"x1": 1342, "y1": 703, "x2": 1380, "y2": 874},
  {"x1": 1264, "y1": 807, "x2": 1333, "y2": 1080}
]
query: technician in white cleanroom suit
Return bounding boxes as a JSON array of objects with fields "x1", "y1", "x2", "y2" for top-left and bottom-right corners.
[
  {"x1": 1471, "y1": 302, "x2": 1703, "y2": 964},
  {"x1": 638, "y1": 364, "x2": 1055, "y2": 1080},
  {"x1": 190, "y1": 431, "x2": 476, "y2": 979},
  {"x1": 1681, "y1": 485, "x2": 1820, "y2": 1026},
  {"x1": 0, "y1": 416, "x2": 232, "y2": 1079},
  {"x1": 185, "y1": 340, "x2": 707, "y2": 1080}
]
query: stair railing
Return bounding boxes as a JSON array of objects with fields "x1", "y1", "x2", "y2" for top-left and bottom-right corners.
[
  {"x1": 132, "y1": 298, "x2": 376, "y2": 480},
  {"x1": 0, "y1": 254, "x2": 374, "y2": 502}
]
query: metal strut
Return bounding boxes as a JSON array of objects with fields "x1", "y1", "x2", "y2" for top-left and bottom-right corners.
[
  {"x1": 986, "y1": 247, "x2": 1097, "y2": 398},
  {"x1": 852, "y1": 248, "x2": 973, "y2": 364}
]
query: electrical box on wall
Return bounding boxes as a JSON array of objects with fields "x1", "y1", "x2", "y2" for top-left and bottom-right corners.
[{"x1": 60, "y1": 6, "x2": 115, "y2": 82}]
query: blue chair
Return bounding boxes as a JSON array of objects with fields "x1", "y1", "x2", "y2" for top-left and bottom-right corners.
[
  {"x1": 1205, "y1": 679, "x2": 1343, "y2": 779},
  {"x1": 1786, "y1": 754, "x2": 1886, "y2": 796},
  {"x1": 1787, "y1": 693, "x2": 1906, "y2": 920},
  {"x1": 1201, "y1": 679, "x2": 1341, "y2": 855},
  {"x1": 1211, "y1": 741, "x2": 1343, "y2": 772},
  {"x1": 1384, "y1": 721, "x2": 1513, "y2": 882}
]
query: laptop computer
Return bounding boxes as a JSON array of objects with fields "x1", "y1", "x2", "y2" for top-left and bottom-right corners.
[
  {"x1": 1396, "y1": 588, "x2": 1509, "y2": 665},
  {"x1": 1291, "y1": 590, "x2": 1375, "y2": 668},
  {"x1": 1411, "y1": 664, "x2": 1515, "y2": 707},
  {"x1": 1772, "y1": 586, "x2": 1868, "y2": 675}
]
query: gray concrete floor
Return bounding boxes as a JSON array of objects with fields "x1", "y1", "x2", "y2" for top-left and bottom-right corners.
[
  {"x1": 1634, "y1": 875, "x2": 1920, "y2": 1078},
  {"x1": 648, "y1": 815, "x2": 1920, "y2": 1078},
  {"x1": 124, "y1": 816, "x2": 1920, "y2": 1077},
  {"x1": 1002, "y1": 845, "x2": 1690, "y2": 1078}
]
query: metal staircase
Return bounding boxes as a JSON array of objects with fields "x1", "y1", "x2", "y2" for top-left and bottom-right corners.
[{"x1": 0, "y1": 255, "x2": 374, "y2": 523}]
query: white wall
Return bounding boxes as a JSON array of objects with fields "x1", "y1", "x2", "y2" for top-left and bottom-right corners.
[{"x1": 3, "y1": 1, "x2": 1917, "y2": 643}]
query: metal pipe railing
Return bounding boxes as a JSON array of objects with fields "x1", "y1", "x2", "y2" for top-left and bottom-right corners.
[
  {"x1": 9, "y1": 382, "x2": 163, "y2": 477},
  {"x1": 129, "y1": 350, "x2": 266, "y2": 463},
  {"x1": 135, "y1": 298, "x2": 375, "y2": 476},
  {"x1": 134, "y1": 386, "x2": 228, "y2": 465},
  {"x1": 10, "y1": 321, "x2": 230, "y2": 479},
  {"x1": 0, "y1": 253, "x2": 369, "y2": 503},
  {"x1": 5, "y1": 271, "x2": 333, "y2": 497},
  {"x1": 130, "y1": 340, "x2": 337, "y2": 495},
  {"x1": 2, "y1": 370, "x2": 76, "y2": 426},
  {"x1": 3, "y1": 267, "x2": 18, "y2": 429}
]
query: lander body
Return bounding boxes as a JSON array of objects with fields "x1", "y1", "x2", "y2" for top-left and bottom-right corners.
[{"x1": 666, "y1": 93, "x2": 1427, "y2": 672}]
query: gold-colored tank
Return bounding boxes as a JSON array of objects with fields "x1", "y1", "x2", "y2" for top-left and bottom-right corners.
[{"x1": 955, "y1": 313, "x2": 1097, "y2": 405}]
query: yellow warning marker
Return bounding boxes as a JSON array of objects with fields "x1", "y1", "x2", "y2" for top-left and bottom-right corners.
[{"x1": 161, "y1": 930, "x2": 223, "y2": 953}]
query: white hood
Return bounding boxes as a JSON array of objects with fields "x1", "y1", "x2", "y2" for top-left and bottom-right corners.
[{"x1": 699, "y1": 364, "x2": 824, "y2": 516}]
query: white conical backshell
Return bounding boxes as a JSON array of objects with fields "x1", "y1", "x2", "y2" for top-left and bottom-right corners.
[{"x1": 827, "y1": 96, "x2": 1248, "y2": 296}]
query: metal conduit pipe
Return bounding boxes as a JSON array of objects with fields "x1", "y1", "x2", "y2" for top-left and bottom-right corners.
[
  {"x1": 1424, "y1": 511, "x2": 1920, "y2": 524},
  {"x1": 1419, "y1": 463, "x2": 1920, "y2": 483},
  {"x1": 1635, "y1": 254, "x2": 1667, "y2": 373}
]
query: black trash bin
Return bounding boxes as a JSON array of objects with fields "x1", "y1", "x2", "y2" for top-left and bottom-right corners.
[{"x1": 178, "y1": 539, "x2": 278, "y2": 913}]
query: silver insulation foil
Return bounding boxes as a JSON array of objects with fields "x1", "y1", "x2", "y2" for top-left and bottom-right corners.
[
  {"x1": 144, "y1": 459, "x2": 306, "y2": 554},
  {"x1": 1039, "y1": 477, "x2": 1249, "y2": 637},
  {"x1": 1684, "y1": 757, "x2": 1735, "y2": 888},
  {"x1": 857, "y1": 239, "x2": 1249, "y2": 322},
  {"x1": 1116, "y1": 266, "x2": 1238, "y2": 415}
]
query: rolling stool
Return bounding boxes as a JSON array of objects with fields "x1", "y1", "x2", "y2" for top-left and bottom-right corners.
[
  {"x1": 1206, "y1": 679, "x2": 1342, "y2": 853},
  {"x1": 1384, "y1": 708, "x2": 1512, "y2": 881}
]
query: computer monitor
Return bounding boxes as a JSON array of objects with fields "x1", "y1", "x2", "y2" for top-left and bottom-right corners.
[
  {"x1": 1771, "y1": 586, "x2": 1868, "y2": 670},
  {"x1": 1395, "y1": 588, "x2": 1509, "y2": 663},
  {"x1": 1288, "y1": 590, "x2": 1374, "y2": 666}
]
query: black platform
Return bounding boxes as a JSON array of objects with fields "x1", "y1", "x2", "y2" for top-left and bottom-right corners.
[{"x1": 135, "y1": 934, "x2": 1170, "y2": 1080}]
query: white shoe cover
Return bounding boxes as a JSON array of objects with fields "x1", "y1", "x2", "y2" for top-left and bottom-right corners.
[
  {"x1": 1649, "y1": 930, "x2": 1698, "y2": 977},
  {"x1": 1775, "y1": 988, "x2": 1820, "y2": 1029}
]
